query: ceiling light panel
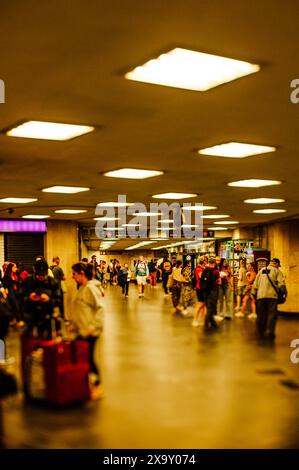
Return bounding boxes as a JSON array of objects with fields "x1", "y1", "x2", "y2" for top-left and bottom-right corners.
[
  {"x1": 104, "y1": 168, "x2": 163, "y2": 179},
  {"x1": 152, "y1": 192, "x2": 197, "y2": 199},
  {"x1": 22, "y1": 215, "x2": 50, "y2": 219},
  {"x1": 198, "y1": 142, "x2": 276, "y2": 158},
  {"x1": 214, "y1": 220, "x2": 239, "y2": 225},
  {"x1": 6, "y1": 121, "x2": 94, "y2": 140},
  {"x1": 228, "y1": 179, "x2": 282, "y2": 188},
  {"x1": 201, "y1": 215, "x2": 230, "y2": 219},
  {"x1": 0, "y1": 197, "x2": 38, "y2": 203},
  {"x1": 183, "y1": 205, "x2": 217, "y2": 211},
  {"x1": 125, "y1": 48, "x2": 260, "y2": 91},
  {"x1": 244, "y1": 198, "x2": 285, "y2": 204},
  {"x1": 253, "y1": 209, "x2": 286, "y2": 214},
  {"x1": 55, "y1": 209, "x2": 87, "y2": 214},
  {"x1": 42, "y1": 186, "x2": 90, "y2": 194}
]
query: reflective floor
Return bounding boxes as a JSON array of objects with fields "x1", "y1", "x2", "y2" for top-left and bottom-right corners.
[{"x1": 1, "y1": 284, "x2": 299, "y2": 449}]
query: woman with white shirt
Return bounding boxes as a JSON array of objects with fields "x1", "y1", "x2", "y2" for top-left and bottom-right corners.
[{"x1": 71, "y1": 262, "x2": 104, "y2": 400}]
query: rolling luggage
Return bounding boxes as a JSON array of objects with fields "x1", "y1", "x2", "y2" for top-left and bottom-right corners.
[{"x1": 21, "y1": 329, "x2": 91, "y2": 406}]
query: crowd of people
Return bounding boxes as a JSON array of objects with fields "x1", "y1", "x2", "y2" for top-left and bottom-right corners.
[{"x1": 0, "y1": 251, "x2": 287, "y2": 403}]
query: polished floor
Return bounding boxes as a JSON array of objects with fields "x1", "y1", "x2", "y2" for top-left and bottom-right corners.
[{"x1": 1, "y1": 284, "x2": 299, "y2": 449}]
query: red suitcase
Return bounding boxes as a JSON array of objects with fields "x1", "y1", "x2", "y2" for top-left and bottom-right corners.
[{"x1": 21, "y1": 335, "x2": 91, "y2": 406}]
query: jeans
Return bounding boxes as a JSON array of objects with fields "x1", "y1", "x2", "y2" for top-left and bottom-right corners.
[
  {"x1": 205, "y1": 290, "x2": 218, "y2": 328},
  {"x1": 218, "y1": 284, "x2": 232, "y2": 317},
  {"x1": 256, "y1": 298, "x2": 278, "y2": 338},
  {"x1": 122, "y1": 281, "x2": 129, "y2": 295}
]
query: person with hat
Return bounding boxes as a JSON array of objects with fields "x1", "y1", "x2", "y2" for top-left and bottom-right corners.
[
  {"x1": 20, "y1": 259, "x2": 61, "y2": 338},
  {"x1": 252, "y1": 258, "x2": 287, "y2": 340}
]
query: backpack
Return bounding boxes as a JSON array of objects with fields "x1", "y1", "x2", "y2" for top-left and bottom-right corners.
[{"x1": 200, "y1": 267, "x2": 214, "y2": 293}]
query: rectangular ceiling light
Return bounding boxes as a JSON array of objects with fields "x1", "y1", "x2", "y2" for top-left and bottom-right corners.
[
  {"x1": 214, "y1": 220, "x2": 239, "y2": 225},
  {"x1": 103, "y1": 227, "x2": 125, "y2": 231},
  {"x1": 97, "y1": 202, "x2": 134, "y2": 207},
  {"x1": 6, "y1": 121, "x2": 94, "y2": 141},
  {"x1": 125, "y1": 241, "x2": 156, "y2": 250},
  {"x1": 42, "y1": 186, "x2": 90, "y2": 194},
  {"x1": 104, "y1": 168, "x2": 163, "y2": 179},
  {"x1": 201, "y1": 214, "x2": 230, "y2": 219},
  {"x1": 198, "y1": 142, "x2": 276, "y2": 158},
  {"x1": 22, "y1": 215, "x2": 50, "y2": 219},
  {"x1": 208, "y1": 227, "x2": 228, "y2": 230},
  {"x1": 152, "y1": 192, "x2": 197, "y2": 199},
  {"x1": 253, "y1": 209, "x2": 286, "y2": 214},
  {"x1": 55, "y1": 209, "x2": 87, "y2": 214},
  {"x1": 183, "y1": 205, "x2": 217, "y2": 211},
  {"x1": 228, "y1": 179, "x2": 282, "y2": 188},
  {"x1": 0, "y1": 197, "x2": 38, "y2": 203},
  {"x1": 122, "y1": 223, "x2": 142, "y2": 227},
  {"x1": 125, "y1": 48, "x2": 260, "y2": 91},
  {"x1": 244, "y1": 198, "x2": 285, "y2": 204}
]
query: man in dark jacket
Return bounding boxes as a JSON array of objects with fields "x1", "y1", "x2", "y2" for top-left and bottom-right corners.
[{"x1": 20, "y1": 259, "x2": 61, "y2": 338}]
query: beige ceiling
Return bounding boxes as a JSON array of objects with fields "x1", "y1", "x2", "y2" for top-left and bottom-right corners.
[{"x1": 0, "y1": 0, "x2": 298, "y2": 235}]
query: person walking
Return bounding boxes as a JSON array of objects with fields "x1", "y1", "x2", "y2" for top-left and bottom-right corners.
[
  {"x1": 118, "y1": 263, "x2": 131, "y2": 297},
  {"x1": 171, "y1": 260, "x2": 187, "y2": 315},
  {"x1": 71, "y1": 262, "x2": 104, "y2": 400},
  {"x1": 50, "y1": 256, "x2": 66, "y2": 317},
  {"x1": 180, "y1": 260, "x2": 195, "y2": 315},
  {"x1": 239, "y1": 262, "x2": 257, "y2": 319},
  {"x1": 160, "y1": 256, "x2": 173, "y2": 295},
  {"x1": 200, "y1": 257, "x2": 220, "y2": 330},
  {"x1": 218, "y1": 259, "x2": 233, "y2": 319},
  {"x1": 134, "y1": 256, "x2": 149, "y2": 298},
  {"x1": 192, "y1": 256, "x2": 206, "y2": 327},
  {"x1": 252, "y1": 258, "x2": 286, "y2": 340},
  {"x1": 148, "y1": 259, "x2": 158, "y2": 287},
  {"x1": 235, "y1": 259, "x2": 247, "y2": 314}
]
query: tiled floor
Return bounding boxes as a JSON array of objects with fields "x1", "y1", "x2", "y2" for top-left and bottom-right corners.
[{"x1": 1, "y1": 284, "x2": 299, "y2": 448}]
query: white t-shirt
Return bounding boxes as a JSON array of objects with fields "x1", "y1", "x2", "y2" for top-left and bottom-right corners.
[{"x1": 71, "y1": 281, "x2": 104, "y2": 337}]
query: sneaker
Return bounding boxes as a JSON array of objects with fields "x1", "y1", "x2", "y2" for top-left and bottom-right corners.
[
  {"x1": 235, "y1": 311, "x2": 245, "y2": 318},
  {"x1": 192, "y1": 320, "x2": 200, "y2": 327},
  {"x1": 224, "y1": 315, "x2": 232, "y2": 320},
  {"x1": 214, "y1": 315, "x2": 224, "y2": 322},
  {"x1": 248, "y1": 313, "x2": 257, "y2": 320}
]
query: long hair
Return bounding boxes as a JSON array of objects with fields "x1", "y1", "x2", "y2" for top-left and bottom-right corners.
[{"x1": 72, "y1": 262, "x2": 94, "y2": 280}]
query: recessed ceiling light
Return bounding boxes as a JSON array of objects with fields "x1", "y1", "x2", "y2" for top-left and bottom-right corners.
[
  {"x1": 0, "y1": 197, "x2": 38, "y2": 203},
  {"x1": 244, "y1": 198, "x2": 285, "y2": 204},
  {"x1": 132, "y1": 212, "x2": 160, "y2": 217},
  {"x1": 208, "y1": 227, "x2": 228, "y2": 230},
  {"x1": 125, "y1": 48, "x2": 260, "y2": 91},
  {"x1": 97, "y1": 202, "x2": 134, "y2": 207},
  {"x1": 214, "y1": 220, "x2": 239, "y2": 225},
  {"x1": 183, "y1": 205, "x2": 217, "y2": 211},
  {"x1": 157, "y1": 227, "x2": 175, "y2": 231},
  {"x1": 198, "y1": 142, "x2": 276, "y2": 158},
  {"x1": 5, "y1": 120, "x2": 94, "y2": 141},
  {"x1": 94, "y1": 217, "x2": 120, "y2": 221},
  {"x1": 181, "y1": 224, "x2": 199, "y2": 228},
  {"x1": 104, "y1": 168, "x2": 163, "y2": 179},
  {"x1": 103, "y1": 227, "x2": 125, "y2": 231},
  {"x1": 42, "y1": 186, "x2": 90, "y2": 194},
  {"x1": 22, "y1": 215, "x2": 50, "y2": 219},
  {"x1": 152, "y1": 192, "x2": 197, "y2": 199},
  {"x1": 150, "y1": 238, "x2": 169, "y2": 241},
  {"x1": 228, "y1": 179, "x2": 282, "y2": 188},
  {"x1": 159, "y1": 219, "x2": 175, "y2": 223},
  {"x1": 253, "y1": 209, "x2": 286, "y2": 214},
  {"x1": 55, "y1": 209, "x2": 87, "y2": 214},
  {"x1": 201, "y1": 215, "x2": 230, "y2": 219}
]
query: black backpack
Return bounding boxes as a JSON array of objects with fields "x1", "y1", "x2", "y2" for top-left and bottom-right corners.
[{"x1": 200, "y1": 267, "x2": 214, "y2": 293}]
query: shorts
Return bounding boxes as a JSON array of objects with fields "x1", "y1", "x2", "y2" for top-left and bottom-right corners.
[
  {"x1": 136, "y1": 276, "x2": 147, "y2": 286},
  {"x1": 238, "y1": 286, "x2": 246, "y2": 296},
  {"x1": 196, "y1": 289, "x2": 205, "y2": 302}
]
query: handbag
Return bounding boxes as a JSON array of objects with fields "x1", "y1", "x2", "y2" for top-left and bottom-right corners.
[{"x1": 266, "y1": 271, "x2": 287, "y2": 304}]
